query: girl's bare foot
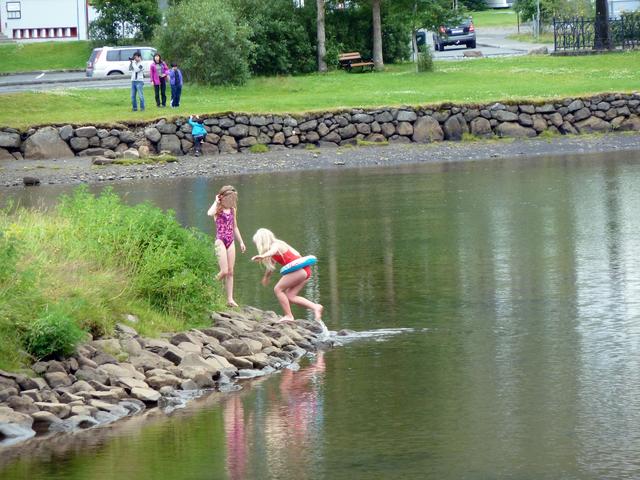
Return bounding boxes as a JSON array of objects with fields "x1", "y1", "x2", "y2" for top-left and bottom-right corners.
[
  {"x1": 313, "y1": 304, "x2": 324, "y2": 321},
  {"x1": 216, "y1": 271, "x2": 225, "y2": 281},
  {"x1": 227, "y1": 300, "x2": 239, "y2": 308},
  {"x1": 277, "y1": 315, "x2": 295, "y2": 323}
]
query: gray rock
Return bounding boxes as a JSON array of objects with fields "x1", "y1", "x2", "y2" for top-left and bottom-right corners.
[
  {"x1": 298, "y1": 119, "x2": 318, "y2": 131},
  {"x1": 322, "y1": 131, "x2": 341, "y2": 143},
  {"x1": 494, "y1": 110, "x2": 519, "y2": 122},
  {"x1": 228, "y1": 124, "x2": 249, "y2": 138},
  {"x1": 44, "y1": 372, "x2": 72, "y2": 389},
  {"x1": 575, "y1": 116, "x2": 611, "y2": 133},
  {"x1": 24, "y1": 127, "x2": 74, "y2": 160},
  {"x1": 145, "y1": 373, "x2": 182, "y2": 389},
  {"x1": 396, "y1": 110, "x2": 417, "y2": 122},
  {"x1": 130, "y1": 387, "x2": 161, "y2": 403},
  {"x1": 249, "y1": 115, "x2": 267, "y2": 126},
  {"x1": 144, "y1": 127, "x2": 162, "y2": 143},
  {"x1": 381, "y1": 123, "x2": 396, "y2": 137},
  {"x1": 31, "y1": 411, "x2": 63, "y2": 432},
  {"x1": 567, "y1": 99, "x2": 584, "y2": 112},
  {"x1": 271, "y1": 132, "x2": 285, "y2": 144},
  {"x1": 0, "y1": 131, "x2": 22, "y2": 148},
  {"x1": 519, "y1": 105, "x2": 536, "y2": 114},
  {"x1": 364, "y1": 133, "x2": 387, "y2": 143},
  {"x1": 470, "y1": 117, "x2": 492, "y2": 137},
  {"x1": 0, "y1": 148, "x2": 14, "y2": 161},
  {"x1": 221, "y1": 339, "x2": 253, "y2": 357},
  {"x1": 518, "y1": 113, "x2": 533, "y2": 127},
  {"x1": 618, "y1": 115, "x2": 640, "y2": 131},
  {"x1": 306, "y1": 131, "x2": 320, "y2": 143},
  {"x1": 496, "y1": 122, "x2": 537, "y2": 138},
  {"x1": 218, "y1": 135, "x2": 238, "y2": 153},
  {"x1": 75, "y1": 126, "x2": 98, "y2": 138},
  {"x1": 129, "y1": 350, "x2": 173, "y2": 371},
  {"x1": 548, "y1": 112, "x2": 563, "y2": 127},
  {"x1": 239, "y1": 136, "x2": 257, "y2": 148},
  {"x1": 100, "y1": 136, "x2": 120, "y2": 150},
  {"x1": 158, "y1": 134, "x2": 182, "y2": 155},
  {"x1": 219, "y1": 118, "x2": 235, "y2": 128},
  {"x1": 443, "y1": 115, "x2": 466, "y2": 141},
  {"x1": 396, "y1": 122, "x2": 413, "y2": 136},
  {"x1": 536, "y1": 104, "x2": 555, "y2": 113},
  {"x1": 77, "y1": 147, "x2": 107, "y2": 157},
  {"x1": 96, "y1": 129, "x2": 109, "y2": 139},
  {"x1": 352, "y1": 113, "x2": 374, "y2": 123},
  {"x1": 157, "y1": 123, "x2": 177, "y2": 134},
  {"x1": 33, "y1": 402, "x2": 71, "y2": 419},
  {"x1": 560, "y1": 121, "x2": 578, "y2": 135},
  {"x1": 88, "y1": 136, "x2": 100, "y2": 147},
  {"x1": 338, "y1": 124, "x2": 357, "y2": 139},
  {"x1": 411, "y1": 116, "x2": 443, "y2": 143},
  {"x1": 119, "y1": 131, "x2": 136, "y2": 143},
  {"x1": 59, "y1": 126, "x2": 76, "y2": 141},
  {"x1": 285, "y1": 135, "x2": 300, "y2": 146},
  {"x1": 375, "y1": 111, "x2": 394, "y2": 123},
  {"x1": 7, "y1": 395, "x2": 38, "y2": 414}
]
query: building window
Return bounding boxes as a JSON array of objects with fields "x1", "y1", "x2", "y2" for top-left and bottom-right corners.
[{"x1": 6, "y1": 1, "x2": 21, "y2": 19}]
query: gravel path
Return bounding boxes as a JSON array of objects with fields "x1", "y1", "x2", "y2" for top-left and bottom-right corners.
[{"x1": 2, "y1": 133, "x2": 640, "y2": 189}]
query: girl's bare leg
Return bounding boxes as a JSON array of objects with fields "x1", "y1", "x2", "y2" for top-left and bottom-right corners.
[
  {"x1": 225, "y1": 242, "x2": 237, "y2": 307},
  {"x1": 274, "y1": 270, "x2": 307, "y2": 320},
  {"x1": 286, "y1": 277, "x2": 323, "y2": 320},
  {"x1": 215, "y1": 239, "x2": 229, "y2": 281}
]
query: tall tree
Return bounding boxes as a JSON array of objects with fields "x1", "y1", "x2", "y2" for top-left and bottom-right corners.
[
  {"x1": 371, "y1": 0, "x2": 384, "y2": 70},
  {"x1": 593, "y1": 0, "x2": 611, "y2": 49},
  {"x1": 317, "y1": 0, "x2": 327, "y2": 72},
  {"x1": 89, "y1": 0, "x2": 161, "y2": 44}
]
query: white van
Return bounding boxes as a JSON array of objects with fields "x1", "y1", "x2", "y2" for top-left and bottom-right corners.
[{"x1": 86, "y1": 46, "x2": 157, "y2": 77}]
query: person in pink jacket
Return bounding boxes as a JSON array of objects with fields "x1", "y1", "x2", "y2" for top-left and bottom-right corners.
[{"x1": 150, "y1": 53, "x2": 169, "y2": 108}]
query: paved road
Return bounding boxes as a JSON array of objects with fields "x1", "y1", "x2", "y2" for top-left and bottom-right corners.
[{"x1": 0, "y1": 28, "x2": 551, "y2": 94}]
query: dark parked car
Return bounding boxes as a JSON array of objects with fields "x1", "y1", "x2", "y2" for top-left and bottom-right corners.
[{"x1": 433, "y1": 17, "x2": 476, "y2": 50}]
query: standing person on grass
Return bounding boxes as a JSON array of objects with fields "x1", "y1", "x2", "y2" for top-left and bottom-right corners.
[
  {"x1": 188, "y1": 115, "x2": 206, "y2": 156},
  {"x1": 129, "y1": 51, "x2": 145, "y2": 112},
  {"x1": 150, "y1": 53, "x2": 169, "y2": 108},
  {"x1": 252, "y1": 228, "x2": 323, "y2": 323},
  {"x1": 169, "y1": 63, "x2": 183, "y2": 108},
  {"x1": 207, "y1": 186, "x2": 246, "y2": 308}
]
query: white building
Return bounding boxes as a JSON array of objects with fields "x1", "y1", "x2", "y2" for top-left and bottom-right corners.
[{"x1": 0, "y1": 0, "x2": 98, "y2": 41}]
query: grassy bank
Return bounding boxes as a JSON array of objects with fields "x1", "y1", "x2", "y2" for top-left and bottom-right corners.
[
  {"x1": 0, "y1": 188, "x2": 224, "y2": 371},
  {"x1": 0, "y1": 41, "x2": 92, "y2": 74},
  {"x1": 1, "y1": 52, "x2": 637, "y2": 129},
  {"x1": 468, "y1": 9, "x2": 518, "y2": 28},
  {"x1": 507, "y1": 32, "x2": 555, "y2": 44}
]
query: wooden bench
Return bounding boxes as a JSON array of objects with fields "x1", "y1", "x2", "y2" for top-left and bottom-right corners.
[{"x1": 338, "y1": 52, "x2": 375, "y2": 72}]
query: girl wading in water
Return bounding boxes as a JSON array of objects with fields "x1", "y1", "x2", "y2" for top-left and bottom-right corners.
[
  {"x1": 208, "y1": 186, "x2": 246, "y2": 307},
  {"x1": 252, "y1": 228, "x2": 323, "y2": 323}
]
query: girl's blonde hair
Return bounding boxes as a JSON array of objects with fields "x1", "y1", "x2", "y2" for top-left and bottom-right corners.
[
  {"x1": 253, "y1": 228, "x2": 281, "y2": 271},
  {"x1": 216, "y1": 185, "x2": 237, "y2": 216}
]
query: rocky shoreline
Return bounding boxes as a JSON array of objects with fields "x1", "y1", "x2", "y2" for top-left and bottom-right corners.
[
  {"x1": 0, "y1": 307, "x2": 338, "y2": 450},
  {"x1": 2, "y1": 132, "x2": 640, "y2": 189}
]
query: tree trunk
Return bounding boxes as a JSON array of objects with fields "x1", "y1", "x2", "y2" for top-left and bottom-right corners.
[
  {"x1": 317, "y1": 0, "x2": 327, "y2": 73},
  {"x1": 372, "y1": 0, "x2": 384, "y2": 71},
  {"x1": 594, "y1": 0, "x2": 611, "y2": 50}
]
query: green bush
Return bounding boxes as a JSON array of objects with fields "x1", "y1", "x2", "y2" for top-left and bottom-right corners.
[
  {"x1": 156, "y1": 0, "x2": 253, "y2": 85},
  {"x1": 58, "y1": 187, "x2": 221, "y2": 320},
  {"x1": 417, "y1": 44, "x2": 434, "y2": 72},
  {"x1": 232, "y1": 0, "x2": 316, "y2": 76},
  {"x1": 25, "y1": 304, "x2": 85, "y2": 360}
]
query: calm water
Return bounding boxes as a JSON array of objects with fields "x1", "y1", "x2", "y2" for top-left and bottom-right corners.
[{"x1": 2, "y1": 151, "x2": 640, "y2": 479}]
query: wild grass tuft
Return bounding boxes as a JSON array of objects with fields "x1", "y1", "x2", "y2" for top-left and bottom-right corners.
[
  {"x1": 249, "y1": 143, "x2": 269, "y2": 154},
  {"x1": 0, "y1": 187, "x2": 224, "y2": 370}
]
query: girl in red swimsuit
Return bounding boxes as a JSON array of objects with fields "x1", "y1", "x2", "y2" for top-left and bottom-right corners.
[
  {"x1": 207, "y1": 185, "x2": 246, "y2": 307},
  {"x1": 251, "y1": 228, "x2": 323, "y2": 323}
]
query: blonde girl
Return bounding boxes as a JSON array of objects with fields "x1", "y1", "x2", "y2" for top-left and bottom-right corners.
[
  {"x1": 251, "y1": 228, "x2": 323, "y2": 322},
  {"x1": 207, "y1": 185, "x2": 246, "y2": 307}
]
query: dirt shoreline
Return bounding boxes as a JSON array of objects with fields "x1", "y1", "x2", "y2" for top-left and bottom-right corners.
[{"x1": 2, "y1": 132, "x2": 640, "y2": 188}]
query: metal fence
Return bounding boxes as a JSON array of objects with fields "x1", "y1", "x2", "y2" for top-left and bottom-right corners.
[{"x1": 553, "y1": 14, "x2": 640, "y2": 51}]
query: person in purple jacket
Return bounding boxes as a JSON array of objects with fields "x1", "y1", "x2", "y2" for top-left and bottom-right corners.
[
  {"x1": 150, "y1": 53, "x2": 169, "y2": 108},
  {"x1": 169, "y1": 63, "x2": 183, "y2": 108}
]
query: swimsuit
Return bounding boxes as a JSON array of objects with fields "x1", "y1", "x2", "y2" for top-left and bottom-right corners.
[
  {"x1": 273, "y1": 250, "x2": 312, "y2": 279},
  {"x1": 216, "y1": 209, "x2": 235, "y2": 249}
]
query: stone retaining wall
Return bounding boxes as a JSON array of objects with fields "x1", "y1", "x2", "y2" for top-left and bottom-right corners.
[{"x1": 1, "y1": 93, "x2": 640, "y2": 162}]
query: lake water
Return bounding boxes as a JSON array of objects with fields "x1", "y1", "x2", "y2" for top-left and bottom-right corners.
[{"x1": 2, "y1": 150, "x2": 640, "y2": 479}]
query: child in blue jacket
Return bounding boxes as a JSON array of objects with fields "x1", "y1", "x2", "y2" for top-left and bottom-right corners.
[
  {"x1": 188, "y1": 115, "x2": 207, "y2": 157},
  {"x1": 169, "y1": 64, "x2": 183, "y2": 108}
]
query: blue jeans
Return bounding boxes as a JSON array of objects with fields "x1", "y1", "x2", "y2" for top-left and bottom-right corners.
[
  {"x1": 171, "y1": 84, "x2": 182, "y2": 107},
  {"x1": 131, "y1": 81, "x2": 145, "y2": 111}
]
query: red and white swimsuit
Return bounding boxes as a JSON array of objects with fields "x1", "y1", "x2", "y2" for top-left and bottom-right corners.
[{"x1": 273, "y1": 250, "x2": 312, "y2": 279}]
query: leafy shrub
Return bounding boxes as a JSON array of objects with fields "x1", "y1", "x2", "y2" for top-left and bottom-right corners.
[
  {"x1": 58, "y1": 187, "x2": 221, "y2": 320},
  {"x1": 156, "y1": 0, "x2": 253, "y2": 85},
  {"x1": 232, "y1": 0, "x2": 316, "y2": 76},
  {"x1": 417, "y1": 44, "x2": 434, "y2": 72},
  {"x1": 25, "y1": 305, "x2": 85, "y2": 360}
]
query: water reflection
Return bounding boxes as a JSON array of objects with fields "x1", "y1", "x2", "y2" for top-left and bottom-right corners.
[{"x1": 2, "y1": 151, "x2": 640, "y2": 479}]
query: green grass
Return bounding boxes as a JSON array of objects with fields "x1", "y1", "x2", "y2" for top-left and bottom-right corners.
[
  {"x1": 249, "y1": 143, "x2": 269, "y2": 153},
  {"x1": 110, "y1": 153, "x2": 178, "y2": 165},
  {"x1": 0, "y1": 188, "x2": 225, "y2": 370},
  {"x1": 468, "y1": 9, "x2": 518, "y2": 28},
  {"x1": 507, "y1": 32, "x2": 555, "y2": 44},
  {"x1": 0, "y1": 41, "x2": 92, "y2": 73},
  {"x1": 0, "y1": 52, "x2": 638, "y2": 129}
]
